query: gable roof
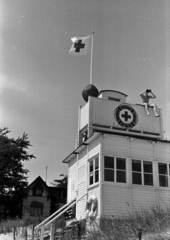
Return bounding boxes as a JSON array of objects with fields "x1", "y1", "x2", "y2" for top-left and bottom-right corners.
[{"x1": 27, "y1": 176, "x2": 50, "y2": 193}]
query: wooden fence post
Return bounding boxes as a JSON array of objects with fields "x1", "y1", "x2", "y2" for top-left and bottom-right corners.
[
  {"x1": 31, "y1": 225, "x2": 35, "y2": 240},
  {"x1": 40, "y1": 225, "x2": 44, "y2": 240},
  {"x1": 24, "y1": 227, "x2": 27, "y2": 240},
  {"x1": 50, "y1": 222, "x2": 55, "y2": 240},
  {"x1": 13, "y1": 227, "x2": 16, "y2": 240}
]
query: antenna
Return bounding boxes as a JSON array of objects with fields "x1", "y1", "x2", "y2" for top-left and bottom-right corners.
[{"x1": 45, "y1": 166, "x2": 48, "y2": 183}]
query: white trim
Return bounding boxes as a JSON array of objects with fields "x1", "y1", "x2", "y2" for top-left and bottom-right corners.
[
  {"x1": 131, "y1": 159, "x2": 154, "y2": 187},
  {"x1": 88, "y1": 154, "x2": 99, "y2": 187},
  {"x1": 103, "y1": 155, "x2": 127, "y2": 185}
]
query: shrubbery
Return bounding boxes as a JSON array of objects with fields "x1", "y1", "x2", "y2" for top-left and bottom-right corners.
[
  {"x1": 1, "y1": 205, "x2": 170, "y2": 240},
  {"x1": 86, "y1": 204, "x2": 170, "y2": 240}
]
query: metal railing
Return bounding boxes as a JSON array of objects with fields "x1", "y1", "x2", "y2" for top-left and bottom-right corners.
[{"x1": 35, "y1": 193, "x2": 87, "y2": 240}]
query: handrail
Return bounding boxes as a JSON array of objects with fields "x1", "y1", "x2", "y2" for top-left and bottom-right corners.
[
  {"x1": 35, "y1": 198, "x2": 76, "y2": 230},
  {"x1": 44, "y1": 192, "x2": 87, "y2": 227}
]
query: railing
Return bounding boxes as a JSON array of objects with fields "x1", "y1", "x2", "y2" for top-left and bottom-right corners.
[{"x1": 35, "y1": 193, "x2": 87, "y2": 240}]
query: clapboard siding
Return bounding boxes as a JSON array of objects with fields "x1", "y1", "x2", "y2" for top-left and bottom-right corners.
[
  {"x1": 158, "y1": 189, "x2": 170, "y2": 207},
  {"x1": 78, "y1": 155, "x2": 87, "y2": 168},
  {"x1": 88, "y1": 136, "x2": 100, "y2": 150},
  {"x1": 88, "y1": 97, "x2": 162, "y2": 137},
  {"x1": 78, "y1": 147, "x2": 87, "y2": 160},
  {"x1": 130, "y1": 139, "x2": 154, "y2": 160},
  {"x1": 102, "y1": 184, "x2": 130, "y2": 217},
  {"x1": 88, "y1": 145, "x2": 100, "y2": 159},
  {"x1": 91, "y1": 97, "x2": 120, "y2": 127},
  {"x1": 131, "y1": 187, "x2": 157, "y2": 211},
  {"x1": 155, "y1": 142, "x2": 170, "y2": 162},
  {"x1": 68, "y1": 157, "x2": 77, "y2": 202},
  {"x1": 78, "y1": 165, "x2": 86, "y2": 183},
  {"x1": 103, "y1": 135, "x2": 129, "y2": 157}
]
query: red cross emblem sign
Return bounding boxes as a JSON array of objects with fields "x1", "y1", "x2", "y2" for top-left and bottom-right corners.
[{"x1": 114, "y1": 104, "x2": 138, "y2": 129}]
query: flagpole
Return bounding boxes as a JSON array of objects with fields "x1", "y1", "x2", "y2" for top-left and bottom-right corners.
[{"x1": 90, "y1": 32, "x2": 94, "y2": 84}]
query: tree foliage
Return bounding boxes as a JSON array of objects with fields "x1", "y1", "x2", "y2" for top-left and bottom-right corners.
[
  {"x1": 0, "y1": 128, "x2": 35, "y2": 197},
  {"x1": 51, "y1": 174, "x2": 68, "y2": 188}
]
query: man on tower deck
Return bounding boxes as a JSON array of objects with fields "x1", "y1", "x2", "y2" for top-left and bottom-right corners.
[{"x1": 140, "y1": 89, "x2": 159, "y2": 117}]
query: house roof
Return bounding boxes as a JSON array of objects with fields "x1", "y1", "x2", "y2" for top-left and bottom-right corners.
[
  {"x1": 27, "y1": 176, "x2": 49, "y2": 193},
  {"x1": 62, "y1": 131, "x2": 170, "y2": 164},
  {"x1": 99, "y1": 90, "x2": 128, "y2": 97},
  {"x1": 48, "y1": 186, "x2": 66, "y2": 198}
]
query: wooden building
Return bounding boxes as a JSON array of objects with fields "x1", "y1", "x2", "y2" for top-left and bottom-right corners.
[
  {"x1": 63, "y1": 89, "x2": 170, "y2": 221},
  {"x1": 22, "y1": 176, "x2": 67, "y2": 218}
]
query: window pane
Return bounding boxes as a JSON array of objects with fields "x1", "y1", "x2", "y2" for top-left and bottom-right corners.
[
  {"x1": 158, "y1": 163, "x2": 167, "y2": 175},
  {"x1": 104, "y1": 169, "x2": 114, "y2": 182},
  {"x1": 132, "y1": 172, "x2": 142, "y2": 185},
  {"x1": 117, "y1": 158, "x2": 126, "y2": 170},
  {"x1": 132, "y1": 160, "x2": 141, "y2": 172},
  {"x1": 144, "y1": 174, "x2": 153, "y2": 186},
  {"x1": 35, "y1": 189, "x2": 42, "y2": 196},
  {"x1": 159, "y1": 175, "x2": 168, "y2": 187},
  {"x1": 95, "y1": 157, "x2": 99, "y2": 170},
  {"x1": 90, "y1": 161, "x2": 93, "y2": 172},
  {"x1": 30, "y1": 207, "x2": 42, "y2": 216},
  {"x1": 104, "y1": 156, "x2": 114, "y2": 169},
  {"x1": 144, "y1": 161, "x2": 153, "y2": 173},
  {"x1": 89, "y1": 172, "x2": 93, "y2": 185},
  {"x1": 117, "y1": 170, "x2": 126, "y2": 183},
  {"x1": 95, "y1": 170, "x2": 99, "y2": 183}
]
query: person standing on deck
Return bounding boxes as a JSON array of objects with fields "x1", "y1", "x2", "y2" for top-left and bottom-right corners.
[{"x1": 140, "y1": 89, "x2": 159, "y2": 117}]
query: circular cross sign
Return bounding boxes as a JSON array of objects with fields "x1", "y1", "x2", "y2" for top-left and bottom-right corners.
[{"x1": 114, "y1": 104, "x2": 138, "y2": 129}]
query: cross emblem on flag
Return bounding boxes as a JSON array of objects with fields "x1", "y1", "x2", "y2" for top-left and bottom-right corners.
[
  {"x1": 74, "y1": 40, "x2": 85, "y2": 52},
  {"x1": 69, "y1": 35, "x2": 91, "y2": 55}
]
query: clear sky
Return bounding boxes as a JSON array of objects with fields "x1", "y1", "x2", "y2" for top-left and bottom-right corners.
[{"x1": 0, "y1": 0, "x2": 169, "y2": 185}]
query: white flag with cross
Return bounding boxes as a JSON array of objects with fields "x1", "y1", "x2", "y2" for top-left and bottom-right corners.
[{"x1": 69, "y1": 35, "x2": 91, "y2": 55}]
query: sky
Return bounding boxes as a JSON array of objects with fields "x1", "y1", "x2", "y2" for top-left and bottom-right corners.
[{"x1": 0, "y1": 0, "x2": 169, "y2": 185}]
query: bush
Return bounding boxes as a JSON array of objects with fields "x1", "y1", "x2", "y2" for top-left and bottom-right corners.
[
  {"x1": 85, "y1": 204, "x2": 170, "y2": 240},
  {"x1": 0, "y1": 216, "x2": 43, "y2": 234}
]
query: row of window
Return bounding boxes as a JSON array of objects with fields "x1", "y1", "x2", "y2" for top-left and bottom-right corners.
[
  {"x1": 89, "y1": 155, "x2": 170, "y2": 188},
  {"x1": 31, "y1": 188, "x2": 67, "y2": 198}
]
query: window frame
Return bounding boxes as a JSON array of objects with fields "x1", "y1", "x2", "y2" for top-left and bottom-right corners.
[
  {"x1": 104, "y1": 155, "x2": 127, "y2": 184},
  {"x1": 132, "y1": 159, "x2": 154, "y2": 186},
  {"x1": 158, "y1": 162, "x2": 170, "y2": 188},
  {"x1": 33, "y1": 187, "x2": 43, "y2": 197},
  {"x1": 88, "y1": 155, "x2": 99, "y2": 187},
  {"x1": 30, "y1": 206, "x2": 43, "y2": 216}
]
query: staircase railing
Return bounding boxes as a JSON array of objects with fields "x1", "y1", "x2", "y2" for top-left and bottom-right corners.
[{"x1": 35, "y1": 193, "x2": 87, "y2": 240}]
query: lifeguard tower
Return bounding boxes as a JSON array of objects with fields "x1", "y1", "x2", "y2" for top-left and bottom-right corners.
[
  {"x1": 63, "y1": 84, "x2": 170, "y2": 221},
  {"x1": 35, "y1": 85, "x2": 170, "y2": 240}
]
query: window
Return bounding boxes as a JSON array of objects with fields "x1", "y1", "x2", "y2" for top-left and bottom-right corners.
[
  {"x1": 33, "y1": 187, "x2": 43, "y2": 196},
  {"x1": 0, "y1": 205, "x2": 5, "y2": 214},
  {"x1": 104, "y1": 156, "x2": 126, "y2": 183},
  {"x1": 59, "y1": 190, "x2": 67, "y2": 198},
  {"x1": 158, "y1": 163, "x2": 169, "y2": 187},
  {"x1": 89, "y1": 155, "x2": 99, "y2": 185},
  {"x1": 132, "y1": 160, "x2": 153, "y2": 186},
  {"x1": 30, "y1": 207, "x2": 42, "y2": 216}
]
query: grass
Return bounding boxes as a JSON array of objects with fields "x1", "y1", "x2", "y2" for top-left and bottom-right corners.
[
  {"x1": 0, "y1": 215, "x2": 66, "y2": 240},
  {"x1": 0, "y1": 216, "x2": 44, "y2": 240},
  {"x1": 85, "y1": 204, "x2": 170, "y2": 240},
  {"x1": 1, "y1": 205, "x2": 170, "y2": 240}
]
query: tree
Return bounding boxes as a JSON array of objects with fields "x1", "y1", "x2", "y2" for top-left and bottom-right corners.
[
  {"x1": 0, "y1": 128, "x2": 35, "y2": 197},
  {"x1": 51, "y1": 174, "x2": 68, "y2": 188}
]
